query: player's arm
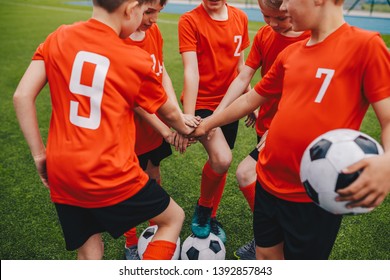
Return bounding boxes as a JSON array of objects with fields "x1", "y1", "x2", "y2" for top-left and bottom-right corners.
[
  {"x1": 13, "y1": 60, "x2": 49, "y2": 188},
  {"x1": 181, "y1": 51, "x2": 199, "y2": 116},
  {"x1": 157, "y1": 97, "x2": 194, "y2": 136},
  {"x1": 191, "y1": 88, "x2": 268, "y2": 138},
  {"x1": 214, "y1": 64, "x2": 256, "y2": 114},
  {"x1": 162, "y1": 63, "x2": 200, "y2": 128},
  {"x1": 337, "y1": 97, "x2": 390, "y2": 208},
  {"x1": 134, "y1": 107, "x2": 173, "y2": 142}
]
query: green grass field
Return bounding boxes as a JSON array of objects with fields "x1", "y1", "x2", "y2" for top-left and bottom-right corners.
[{"x1": 0, "y1": 0, "x2": 389, "y2": 260}]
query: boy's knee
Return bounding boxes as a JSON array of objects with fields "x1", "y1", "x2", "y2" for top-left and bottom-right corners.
[
  {"x1": 236, "y1": 166, "x2": 252, "y2": 187},
  {"x1": 209, "y1": 154, "x2": 232, "y2": 172},
  {"x1": 169, "y1": 202, "x2": 185, "y2": 225}
]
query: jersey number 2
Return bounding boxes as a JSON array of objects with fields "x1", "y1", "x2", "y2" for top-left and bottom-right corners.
[
  {"x1": 234, "y1": 35, "x2": 242, "y2": 57},
  {"x1": 314, "y1": 68, "x2": 334, "y2": 103},
  {"x1": 69, "y1": 51, "x2": 110, "y2": 129}
]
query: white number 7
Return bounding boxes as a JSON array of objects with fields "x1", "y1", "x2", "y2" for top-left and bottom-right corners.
[
  {"x1": 69, "y1": 51, "x2": 110, "y2": 130},
  {"x1": 314, "y1": 68, "x2": 334, "y2": 103}
]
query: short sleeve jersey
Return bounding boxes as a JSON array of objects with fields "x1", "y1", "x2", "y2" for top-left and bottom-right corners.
[
  {"x1": 254, "y1": 23, "x2": 390, "y2": 202},
  {"x1": 33, "y1": 19, "x2": 168, "y2": 208},
  {"x1": 178, "y1": 4, "x2": 250, "y2": 111},
  {"x1": 246, "y1": 26, "x2": 310, "y2": 136},
  {"x1": 124, "y1": 24, "x2": 165, "y2": 156}
]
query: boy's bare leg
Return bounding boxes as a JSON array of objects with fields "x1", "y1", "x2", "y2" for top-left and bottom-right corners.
[
  {"x1": 149, "y1": 198, "x2": 185, "y2": 244},
  {"x1": 256, "y1": 242, "x2": 284, "y2": 260},
  {"x1": 77, "y1": 233, "x2": 104, "y2": 260}
]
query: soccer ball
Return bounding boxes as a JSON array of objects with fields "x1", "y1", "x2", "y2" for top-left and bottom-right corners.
[
  {"x1": 300, "y1": 128, "x2": 384, "y2": 215},
  {"x1": 181, "y1": 233, "x2": 226, "y2": 260},
  {"x1": 137, "y1": 225, "x2": 181, "y2": 259}
]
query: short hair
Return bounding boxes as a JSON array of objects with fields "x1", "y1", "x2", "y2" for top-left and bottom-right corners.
[
  {"x1": 93, "y1": 0, "x2": 157, "y2": 13},
  {"x1": 262, "y1": 0, "x2": 283, "y2": 10},
  {"x1": 159, "y1": 0, "x2": 167, "y2": 6}
]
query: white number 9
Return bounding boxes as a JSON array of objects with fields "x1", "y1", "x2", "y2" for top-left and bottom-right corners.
[{"x1": 69, "y1": 51, "x2": 110, "y2": 129}]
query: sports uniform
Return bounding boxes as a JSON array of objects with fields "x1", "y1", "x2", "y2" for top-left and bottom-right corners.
[
  {"x1": 234, "y1": 24, "x2": 310, "y2": 261},
  {"x1": 179, "y1": 3, "x2": 250, "y2": 112},
  {"x1": 246, "y1": 26, "x2": 310, "y2": 140},
  {"x1": 178, "y1": 2, "x2": 250, "y2": 241},
  {"x1": 253, "y1": 23, "x2": 390, "y2": 259},
  {"x1": 124, "y1": 24, "x2": 172, "y2": 169},
  {"x1": 122, "y1": 23, "x2": 173, "y2": 259},
  {"x1": 32, "y1": 18, "x2": 171, "y2": 249}
]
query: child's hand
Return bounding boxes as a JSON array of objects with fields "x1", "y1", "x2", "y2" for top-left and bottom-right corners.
[
  {"x1": 173, "y1": 132, "x2": 191, "y2": 154},
  {"x1": 182, "y1": 114, "x2": 202, "y2": 128},
  {"x1": 189, "y1": 120, "x2": 208, "y2": 139},
  {"x1": 245, "y1": 110, "x2": 258, "y2": 128},
  {"x1": 33, "y1": 153, "x2": 49, "y2": 189},
  {"x1": 336, "y1": 154, "x2": 390, "y2": 209}
]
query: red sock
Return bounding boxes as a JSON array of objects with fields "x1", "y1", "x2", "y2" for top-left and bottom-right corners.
[
  {"x1": 240, "y1": 182, "x2": 256, "y2": 212},
  {"x1": 124, "y1": 228, "x2": 138, "y2": 248},
  {"x1": 211, "y1": 172, "x2": 227, "y2": 217},
  {"x1": 142, "y1": 240, "x2": 176, "y2": 260},
  {"x1": 198, "y1": 161, "x2": 226, "y2": 208}
]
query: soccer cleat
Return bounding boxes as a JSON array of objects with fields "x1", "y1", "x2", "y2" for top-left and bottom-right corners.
[
  {"x1": 234, "y1": 239, "x2": 256, "y2": 260},
  {"x1": 191, "y1": 203, "x2": 212, "y2": 238},
  {"x1": 210, "y1": 217, "x2": 227, "y2": 244},
  {"x1": 124, "y1": 245, "x2": 140, "y2": 260}
]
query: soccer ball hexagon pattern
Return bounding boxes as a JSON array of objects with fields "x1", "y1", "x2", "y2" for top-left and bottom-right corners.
[
  {"x1": 137, "y1": 225, "x2": 181, "y2": 259},
  {"x1": 300, "y1": 129, "x2": 384, "y2": 215},
  {"x1": 181, "y1": 233, "x2": 226, "y2": 260}
]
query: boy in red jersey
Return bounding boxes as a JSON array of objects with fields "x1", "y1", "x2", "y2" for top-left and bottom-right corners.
[
  {"x1": 191, "y1": 0, "x2": 390, "y2": 259},
  {"x1": 122, "y1": 0, "x2": 200, "y2": 260},
  {"x1": 13, "y1": 0, "x2": 194, "y2": 260},
  {"x1": 213, "y1": 0, "x2": 310, "y2": 260},
  {"x1": 178, "y1": 0, "x2": 250, "y2": 243}
]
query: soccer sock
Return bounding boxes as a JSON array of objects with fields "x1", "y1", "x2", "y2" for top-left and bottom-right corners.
[
  {"x1": 240, "y1": 181, "x2": 256, "y2": 212},
  {"x1": 124, "y1": 228, "x2": 138, "y2": 248},
  {"x1": 142, "y1": 240, "x2": 176, "y2": 260},
  {"x1": 211, "y1": 172, "x2": 227, "y2": 218},
  {"x1": 199, "y1": 161, "x2": 226, "y2": 208}
]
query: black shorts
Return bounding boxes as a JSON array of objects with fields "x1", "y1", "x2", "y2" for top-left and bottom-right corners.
[
  {"x1": 55, "y1": 179, "x2": 170, "y2": 251},
  {"x1": 195, "y1": 109, "x2": 239, "y2": 149},
  {"x1": 137, "y1": 140, "x2": 172, "y2": 170},
  {"x1": 253, "y1": 181, "x2": 343, "y2": 260}
]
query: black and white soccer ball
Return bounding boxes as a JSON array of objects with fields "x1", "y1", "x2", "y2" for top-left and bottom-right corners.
[
  {"x1": 181, "y1": 233, "x2": 226, "y2": 260},
  {"x1": 300, "y1": 129, "x2": 384, "y2": 215},
  {"x1": 137, "y1": 225, "x2": 181, "y2": 259}
]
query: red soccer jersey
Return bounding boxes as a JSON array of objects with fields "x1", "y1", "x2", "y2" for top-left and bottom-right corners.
[
  {"x1": 124, "y1": 24, "x2": 165, "y2": 156},
  {"x1": 178, "y1": 4, "x2": 250, "y2": 111},
  {"x1": 246, "y1": 26, "x2": 310, "y2": 136},
  {"x1": 32, "y1": 19, "x2": 168, "y2": 208},
  {"x1": 254, "y1": 23, "x2": 390, "y2": 202}
]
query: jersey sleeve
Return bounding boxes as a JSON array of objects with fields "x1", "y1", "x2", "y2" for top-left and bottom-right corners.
[
  {"x1": 254, "y1": 51, "x2": 284, "y2": 98},
  {"x1": 245, "y1": 29, "x2": 263, "y2": 70},
  {"x1": 32, "y1": 43, "x2": 45, "y2": 60},
  {"x1": 178, "y1": 15, "x2": 198, "y2": 53},
  {"x1": 136, "y1": 69, "x2": 168, "y2": 114},
  {"x1": 241, "y1": 13, "x2": 250, "y2": 51},
  {"x1": 362, "y1": 34, "x2": 390, "y2": 103}
]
